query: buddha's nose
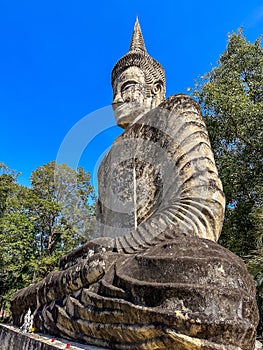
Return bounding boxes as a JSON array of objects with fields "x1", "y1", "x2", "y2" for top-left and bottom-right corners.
[
  {"x1": 112, "y1": 92, "x2": 123, "y2": 105},
  {"x1": 112, "y1": 93, "x2": 124, "y2": 111}
]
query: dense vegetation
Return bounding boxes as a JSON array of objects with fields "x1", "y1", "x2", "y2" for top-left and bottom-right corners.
[
  {"x1": 0, "y1": 161, "x2": 95, "y2": 316},
  {"x1": 194, "y1": 29, "x2": 263, "y2": 336}
]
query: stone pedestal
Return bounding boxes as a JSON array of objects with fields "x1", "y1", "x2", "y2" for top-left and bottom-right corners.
[
  {"x1": 0, "y1": 324, "x2": 107, "y2": 350},
  {"x1": 1, "y1": 324, "x2": 262, "y2": 350}
]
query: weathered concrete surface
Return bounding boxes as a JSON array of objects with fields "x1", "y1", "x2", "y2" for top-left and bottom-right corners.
[
  {"x1": 0, "y1": 324, "x2": 107, "y2": 350},
  {"x1": 1, "y1": 324, "x2": 262, "y2": 350},
  {"x1": 256, "y1": 340, "x2": 263, "y2": 350},
  {"x1": 29, "y1": 237, "x2": 258, "y2": 350}
]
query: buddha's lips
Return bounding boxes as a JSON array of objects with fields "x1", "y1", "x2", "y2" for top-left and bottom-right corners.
[
  {"x1": 112, "y1": 103, "x2": 125, "y2": 112},
  {"x1": 112, "y1": 102, "x2": 123, "y2": 111}
]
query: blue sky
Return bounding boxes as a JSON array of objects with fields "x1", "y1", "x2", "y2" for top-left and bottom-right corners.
[{"x1": 1, "y1": 0, "x2": 262, "y2": 189}]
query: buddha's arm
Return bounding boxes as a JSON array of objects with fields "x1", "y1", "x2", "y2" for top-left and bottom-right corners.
[{"x1": 115, "y1": 188, "x2": 225, "y2": 253}]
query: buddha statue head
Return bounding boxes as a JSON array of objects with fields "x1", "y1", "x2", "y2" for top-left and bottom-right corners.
[{"x1": 111, "y1": 18, "x2": 166, "y2": 129}]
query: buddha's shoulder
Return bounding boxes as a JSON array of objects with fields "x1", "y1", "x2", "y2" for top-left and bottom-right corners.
[
  {"x1": 134, "y1": 93, "x2": 203, "y2": 128},
  {"x1": 159, "y1": 93, "x2": 202, "y2": 114}
]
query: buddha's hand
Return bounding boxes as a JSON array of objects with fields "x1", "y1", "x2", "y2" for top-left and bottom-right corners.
[
  {"x1": 60, "y1": 236, "x2": 115, "y2": 270},
  {"x1": 88, "y1": 236, "x2": 115, "y2": 252}
]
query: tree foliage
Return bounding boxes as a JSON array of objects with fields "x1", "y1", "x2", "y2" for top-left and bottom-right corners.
[
  {"x1": 0, "y1": 161, "x2": 95, "y2": 312},
  {"x1": 29, "y1": 161, "x2": 96, "y2": 279},
  {"x1": 194, "y1": 29, "x2": 263, "y2": 256},
  {"x1": 194, "y1": 29, "x2": 263, "y2": 336}
]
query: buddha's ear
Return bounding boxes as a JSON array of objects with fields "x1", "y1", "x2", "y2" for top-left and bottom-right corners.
[{"x1": 151, "y1": 80, "x2": 164, "y2": 96}]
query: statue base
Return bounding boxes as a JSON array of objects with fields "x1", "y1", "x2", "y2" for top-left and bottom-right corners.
[
  {"x1": 0, "y1": 324, "x2": 107, "y2": 350},
  {"x1": 0, "y1": 323, "x2": 262, "y2": 350}
]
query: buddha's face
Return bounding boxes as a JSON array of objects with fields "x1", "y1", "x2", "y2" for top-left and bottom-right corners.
[{"x1": 112, "y1": 67, "x2": 153, "y2": 129}]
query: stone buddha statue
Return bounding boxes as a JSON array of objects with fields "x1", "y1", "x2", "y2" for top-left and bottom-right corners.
[
  {"x1": 94, "y1": 17, "x2": 225, "y2": 252},
  {"x1": 11, "y1": 18, "x2": 259, "y2": 350}
]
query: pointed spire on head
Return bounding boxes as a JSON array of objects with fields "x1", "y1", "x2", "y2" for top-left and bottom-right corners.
[{"x1": 129, "y1": 16, "x2": 146, "y2": 52}]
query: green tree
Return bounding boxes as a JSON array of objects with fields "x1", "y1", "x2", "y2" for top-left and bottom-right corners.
[
  {"x1": 0, "y1": 165, "x2": 35, "y2": 310},
  {"x1": 30, "y1": 161, "x2": 96, "y2": 279},
  {"x1": 0, "y1": 163, "x2": 17, "y2": 216},
  {"x1": 194, "y1": 29, "x2": 263, "y2": 256},
  {"x1": 0, "y1": 161, "x2": 96, "y2": 315},
  {"x1": 194, "y1": 29, "x2": 263, "y2": 337}
]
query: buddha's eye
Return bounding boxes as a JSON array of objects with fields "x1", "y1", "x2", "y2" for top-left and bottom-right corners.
[{"x1": 121, "y1": 81, "x2": 137, "y2": 93}]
